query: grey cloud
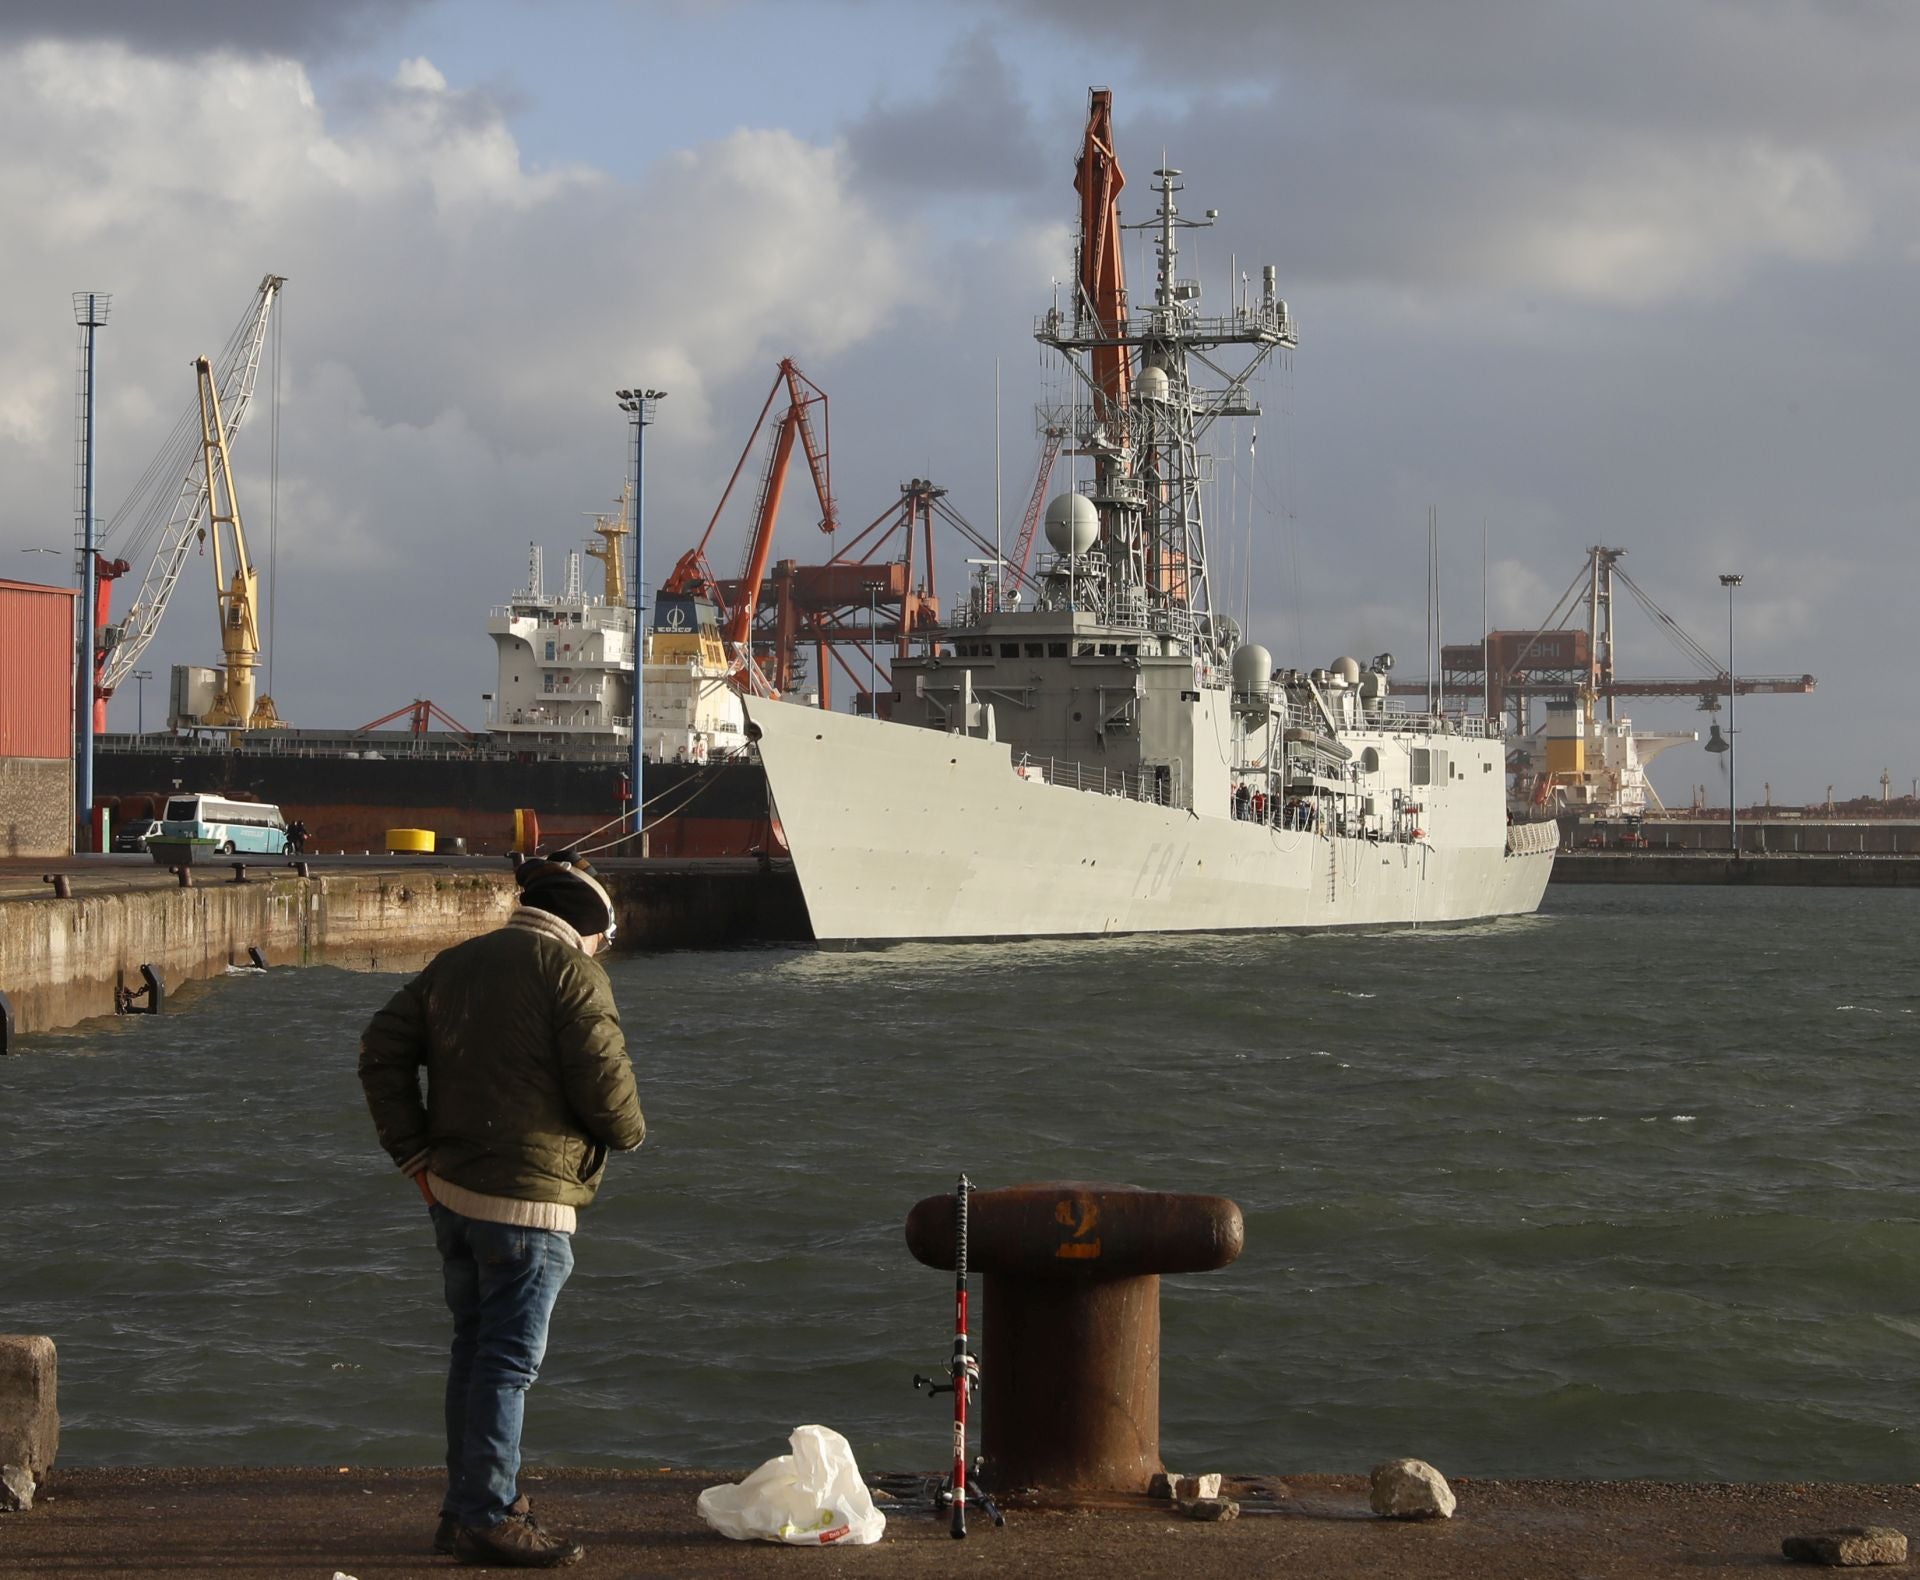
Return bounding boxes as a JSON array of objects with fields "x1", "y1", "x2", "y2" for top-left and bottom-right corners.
[
  {"x1": 988, "y1": 0, "x2": 1920, "y2": 143},
  {"x1": 842, "y1": 30, "x2": 1050, "y2": 197},
  {"x1": 0, "y1": 0, "x2": 432, "y2": 58}
]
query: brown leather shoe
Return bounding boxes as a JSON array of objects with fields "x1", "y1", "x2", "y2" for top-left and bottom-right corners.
[
  {"x1": 454, "y1": 1507, "x2": 582, "y2": 1568},
  {"x1": 437, "y1": 1495, "x2": 531, "y2": 1556}
]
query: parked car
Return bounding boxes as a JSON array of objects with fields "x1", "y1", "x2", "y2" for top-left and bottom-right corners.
[{"x1": 110, "y1": 817, "x2": 163, "y2": 853}]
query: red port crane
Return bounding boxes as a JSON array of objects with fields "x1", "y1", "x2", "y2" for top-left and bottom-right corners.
[{"x1": 659, "y1": 358, "x2": 836, "y2": 694}]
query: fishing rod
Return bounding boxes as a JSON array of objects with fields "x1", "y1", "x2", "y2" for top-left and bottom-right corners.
[{"x1": 913, "y1": 1173, "x2": 1004, "y2": 1537}]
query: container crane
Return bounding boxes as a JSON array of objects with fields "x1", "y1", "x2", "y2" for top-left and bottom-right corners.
[
  {"x1": 1391, "y1": 545, "x2": 1816, "y2": 720},
  {"x1": 192, "y1": 355, "x2": 283, "y2": 730},
  {"x1": 97, "y1": 275, "x2": 285, "y2": 717}
]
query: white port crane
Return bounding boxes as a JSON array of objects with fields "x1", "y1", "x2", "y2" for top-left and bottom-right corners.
[{"x1": 97, "y1": 274, "x2": 285, "y2": 700}]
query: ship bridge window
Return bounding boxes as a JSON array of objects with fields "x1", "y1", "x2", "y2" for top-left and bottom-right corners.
[
  {"x1": 1077, "y1": 642, "x2": 1094, "y2": 656},
  {"x1": 1410, "y1": 748, "x2": 1431, "y2": 785},
  {"x1": 1360, "y1": 747, "x2": 1380, "y2": 773},
  {"x1": 1049, "y1": 642, "x2": 1068, "y2": 657},
  {"x1": 1000, "y1": 643, "x2": 1019, "y2": 658},
  {"x1": 545, "y1": 640, "x2": 556, "y2": 659},
  {"x1": 1123, "y1": 643, "x2": 1138, "y2": 657},
  {"x1": 1099, "y1": 642, "x2": 1117, "y2": 656},
  {"x1": 1025, "y1": 643, "x2": 1044, "y2": 658}
]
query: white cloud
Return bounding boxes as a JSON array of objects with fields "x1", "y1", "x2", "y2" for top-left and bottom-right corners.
[
  {"x1": 0, "y1": 39, "x2": 927, "y2": 725},
  {"x1": 1493, "y1": 141, "x2": 1866, "y2": 306}
]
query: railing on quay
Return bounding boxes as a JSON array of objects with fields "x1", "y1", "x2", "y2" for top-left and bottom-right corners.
[{"x1": 94, "y1": 729, "x2": 627, "y2": 765}]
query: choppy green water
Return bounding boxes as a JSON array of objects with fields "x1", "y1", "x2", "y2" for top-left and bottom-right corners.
[{"x1": 6, "y1": 886, "x2": 1919, "y2": 1481}]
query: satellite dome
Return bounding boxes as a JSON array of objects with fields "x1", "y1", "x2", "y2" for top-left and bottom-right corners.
[
  {"x1": 1044, "y1": 493, "x2": 1099, "y2": 556},
  {"x1": 1136, "y1": 365, "x2": 1171, "y2": 403},
  {"x1": 1231, "y1": 643, "x2": 1272, "y2": 696},
  {"x1": 1331, "y1": 655, "x2": 1362, "y2": 685}
]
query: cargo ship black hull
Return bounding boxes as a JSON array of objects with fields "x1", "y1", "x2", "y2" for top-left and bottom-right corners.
[{"x1": 94, "y1": 735, "x2": 777, "y2": 857}]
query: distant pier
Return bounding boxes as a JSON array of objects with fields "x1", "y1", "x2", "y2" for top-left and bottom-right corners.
[
  {"x1": 1550, "y1": 814, "x2": 1920, "y2": 885},
  {"x1": 1553, "y1": 850, "x2": 1920, "y2": 885}
]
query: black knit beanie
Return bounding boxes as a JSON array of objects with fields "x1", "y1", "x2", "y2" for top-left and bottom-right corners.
[{"x1": 517, "y1": 852, "x2": 615, "y2": 937}]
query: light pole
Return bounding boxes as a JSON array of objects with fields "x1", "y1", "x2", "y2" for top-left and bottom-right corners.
[
  {"x1": 615, "y1": 388, "x2": 665, "y2": 848},
  {"x1": 132, "y1": 670, "x2": 153, "y2": 735},
  {"x1": 73, "y1": 290, "x2": 111, "y2": 847},
  {"x1": 1721, "y1": 573, "x2": 1742, "y2": 858}
]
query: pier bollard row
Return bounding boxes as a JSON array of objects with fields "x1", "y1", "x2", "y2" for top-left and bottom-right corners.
[{"x1": 906, "y1": 1182, "x2": 1243, "y2": 1496}]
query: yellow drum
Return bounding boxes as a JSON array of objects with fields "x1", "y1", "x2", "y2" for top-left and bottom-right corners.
[{"x1": 386, "y1": 828, "x2": 436, "y2": 855}]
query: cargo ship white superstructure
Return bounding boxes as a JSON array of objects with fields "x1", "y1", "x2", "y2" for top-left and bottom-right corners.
[{"x1": 746, "y1": 91, "x2": 1554, "y2": 942}]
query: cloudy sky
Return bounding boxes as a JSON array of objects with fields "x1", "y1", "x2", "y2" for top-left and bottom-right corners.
[{"x1": 3, "y1": 0, "x2": 1914, "y2": 805}]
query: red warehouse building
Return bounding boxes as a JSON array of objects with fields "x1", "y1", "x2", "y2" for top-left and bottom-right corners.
[{"x1": 0, "y1": 578, "x2": 78, "y2": 857}]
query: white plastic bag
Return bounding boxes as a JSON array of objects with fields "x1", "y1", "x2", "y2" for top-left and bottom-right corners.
[{"x1": 696, "y1": 1424, "x2": 887, "y2": 1546}]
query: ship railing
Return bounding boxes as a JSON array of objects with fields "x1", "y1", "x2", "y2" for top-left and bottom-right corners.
[
  {"x1": 1268, "y1": 702, "x2": 1498, "y2": 739},
  {"x1": 1506, "y1": 819, "x2": 1559, "y2": 857},
  {"x1": 1015, "y1": 753, "x2": 1183, "y2": 809}
]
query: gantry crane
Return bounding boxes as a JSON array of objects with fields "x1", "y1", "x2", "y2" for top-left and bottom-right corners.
[
  {"x1": 193, "y1": 354, "x2": 283, "y2": 730},
  {"x1": 1390, "y1": 545, "x2": 1815, "y2": 721},
  {"x1": 96, "y1": 275, "x2": 285, "y2": 720}
]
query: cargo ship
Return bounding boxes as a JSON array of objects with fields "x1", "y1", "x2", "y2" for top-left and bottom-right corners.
[
  {"x1": 746, "y1": 91, "x2": 1556, "y2": 942},
  {"x1": 94, "y1": 531, "x2": 778, "y2": 857}
]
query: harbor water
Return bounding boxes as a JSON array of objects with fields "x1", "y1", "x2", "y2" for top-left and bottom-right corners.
[{"x1": 5, "y1": 886, "x2": 1918, "y2": 1483}]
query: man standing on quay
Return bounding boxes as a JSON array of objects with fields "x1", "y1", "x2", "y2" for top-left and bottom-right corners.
[{"x1": 359, "y1": 853, "x2": 644, "y2": 1568}]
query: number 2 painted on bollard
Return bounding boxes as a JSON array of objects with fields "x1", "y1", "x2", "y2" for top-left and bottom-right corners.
[{"x1": 1054, "y1": 1194, "x2": 1102, "y2": 1260}]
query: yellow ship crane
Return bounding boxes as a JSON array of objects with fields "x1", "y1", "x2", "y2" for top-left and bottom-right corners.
[{"x1": 194, "y1": 354, "x2": 283, "y2": 730}]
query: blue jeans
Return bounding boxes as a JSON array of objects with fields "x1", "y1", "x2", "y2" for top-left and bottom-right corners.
[{"x1": 431, "y1": 1205, "x2": 575, "y2": 1528}]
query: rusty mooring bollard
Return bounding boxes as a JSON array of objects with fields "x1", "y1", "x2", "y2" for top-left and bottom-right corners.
[{"x1": 906, "y1": 1181, "x2": 1243, "y2": 1495}]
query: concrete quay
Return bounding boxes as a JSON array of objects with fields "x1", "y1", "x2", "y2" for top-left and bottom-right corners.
[
  {"x1": 6, "y1": 1464, "x2": 1919, "y2": 1578},
  {"x1": 1552, "y1": 850, "x2": 1920, "y2": 885},
  {"x1": 0, "y1": 855, "x2": 808, "y2": 1040}
]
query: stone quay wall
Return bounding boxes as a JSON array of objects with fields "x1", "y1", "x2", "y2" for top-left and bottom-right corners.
[
  {"x1": 0, "y1": 858, "x2": 811, "y2": 1040},
  {"x1": 0, "y1": 870, "x2": 516, "y2": 1036},
  {"x1": 1553, "y1": 852, "x2": 1920, "y2": 886}
]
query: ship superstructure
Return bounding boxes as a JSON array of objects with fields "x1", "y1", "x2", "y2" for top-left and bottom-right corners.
[
  {"x1": 487, "y1": 517, "x2": 748, "y2": 765},
  {"x1": 745, "y1": 90, "x2": 1555, "y2": 943}
]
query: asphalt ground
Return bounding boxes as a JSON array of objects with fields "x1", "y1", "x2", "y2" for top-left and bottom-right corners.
[{"x1": 4, "y1": 1467, "x2": 1918, "y2": 1578}]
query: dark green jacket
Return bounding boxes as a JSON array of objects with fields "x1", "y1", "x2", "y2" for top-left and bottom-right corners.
[{"x1": 357, "y1": 913, "x2": 645, "y2": 1208}]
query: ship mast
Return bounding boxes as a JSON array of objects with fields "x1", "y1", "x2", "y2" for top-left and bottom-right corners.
[{"x1": 1037, "y1": 91, "x2": 1295, "y2": 654}]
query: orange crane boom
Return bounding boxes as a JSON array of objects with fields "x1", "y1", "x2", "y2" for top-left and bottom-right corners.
[
  {"x1": 1008, "y1": 425, "x2": 1066, "y2": 594},
  {"x1": 1076, "y1": 89, "x2": 1131, "y2": 432},
  {"x1": 661, "y1": 358, "x2": 836, "y2": 692}
]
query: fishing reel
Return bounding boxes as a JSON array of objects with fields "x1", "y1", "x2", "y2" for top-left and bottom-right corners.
[{"x1": 912, "y1": 1352, "x2": 979, "y2": 1399}]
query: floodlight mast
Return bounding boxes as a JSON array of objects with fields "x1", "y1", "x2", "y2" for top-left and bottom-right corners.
[{"x1": 616, "y1": 388, "x2": 666, "y2": 847}]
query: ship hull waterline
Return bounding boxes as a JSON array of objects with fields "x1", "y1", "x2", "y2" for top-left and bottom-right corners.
[{"x1": 747, "y1": 696, "x2": 1555, "y2": 945}]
